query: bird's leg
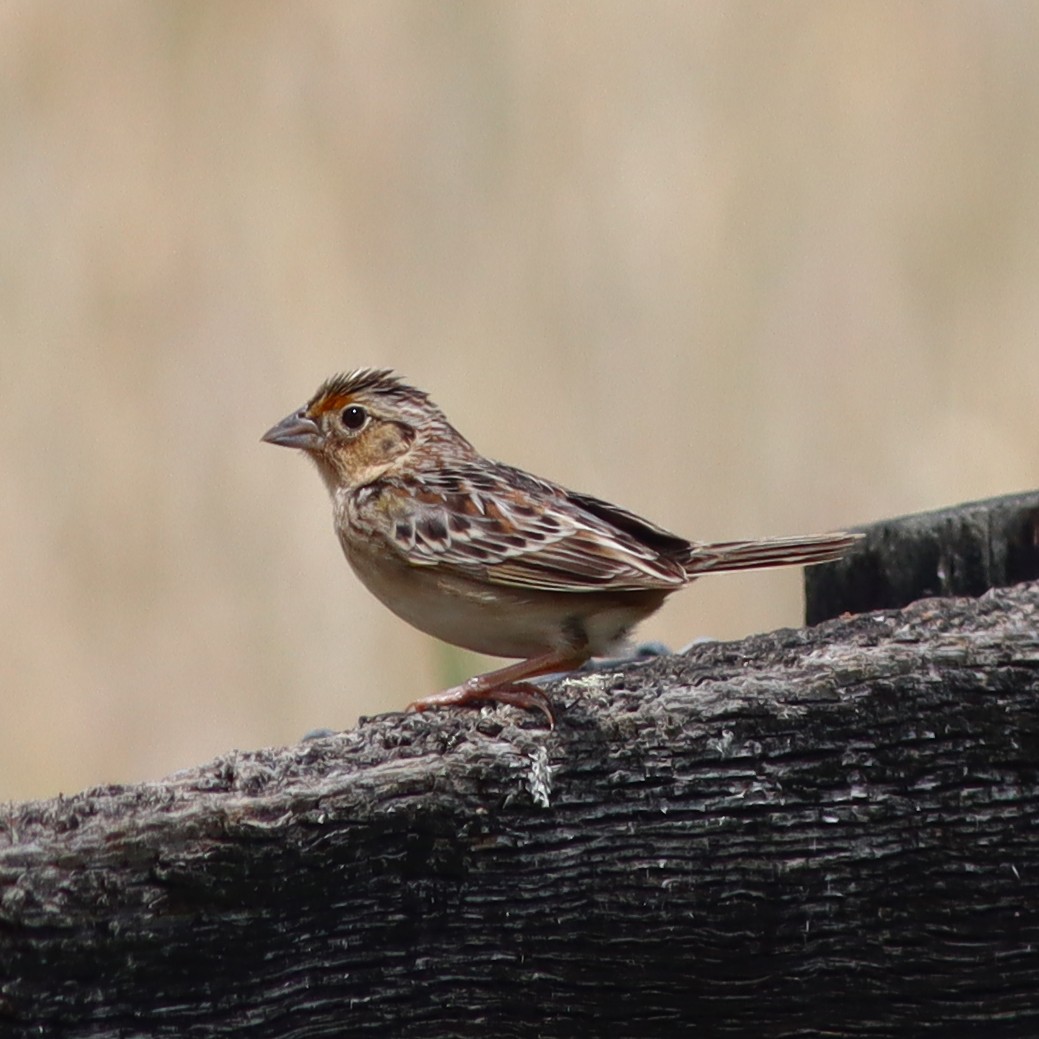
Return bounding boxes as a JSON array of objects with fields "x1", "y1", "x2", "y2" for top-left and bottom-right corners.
[{"x1": 407, "y1": 648, "x2": 590, "y2": 727}]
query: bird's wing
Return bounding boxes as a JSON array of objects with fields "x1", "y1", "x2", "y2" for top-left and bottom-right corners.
[{"x1": 368, "y1": 464, "x2": 688, "y2": 593}]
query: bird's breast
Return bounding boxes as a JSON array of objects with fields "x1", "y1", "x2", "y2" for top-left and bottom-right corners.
[{"x1": 338, "y1": 534, "x2": 667, "y2": 659}]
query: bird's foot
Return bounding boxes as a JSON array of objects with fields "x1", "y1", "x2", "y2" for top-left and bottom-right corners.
[{"x1": 407, "y1": 680, "x2": 555, "y2": 727}]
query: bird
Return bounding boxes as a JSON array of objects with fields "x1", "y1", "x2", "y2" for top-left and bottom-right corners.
[{"x1": 262, "y1": 368, "x2": 860, "y2": 723}]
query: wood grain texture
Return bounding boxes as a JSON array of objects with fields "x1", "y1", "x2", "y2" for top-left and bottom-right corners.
[
  {"x1": 805, "y1": 489, "x2": 1039, "y2": 624},
  {"x1": 3, "y1": 581, "x2": 1039, "y2": 1037}
]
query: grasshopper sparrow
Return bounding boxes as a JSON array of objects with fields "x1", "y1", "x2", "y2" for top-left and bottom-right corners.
[{"x1": 263, "y1": 369, "x2": 859, "y2": 723}]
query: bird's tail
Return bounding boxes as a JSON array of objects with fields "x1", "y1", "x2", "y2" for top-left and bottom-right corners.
[{"x1": 683, "y1": 531, "x2": 862, "y2": 577}]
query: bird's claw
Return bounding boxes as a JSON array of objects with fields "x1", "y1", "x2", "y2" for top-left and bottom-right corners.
[{"x1": 407, "y1": 681, "x2": 555, "y2": 728}]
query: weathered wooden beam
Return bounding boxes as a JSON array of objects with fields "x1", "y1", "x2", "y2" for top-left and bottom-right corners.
[
  {"x1": 3, "y1": 497, "x2": 1039, "y2": 1038},
  {"x1": 805, "y1": 489, "x2": 1039, "y2": 623}
]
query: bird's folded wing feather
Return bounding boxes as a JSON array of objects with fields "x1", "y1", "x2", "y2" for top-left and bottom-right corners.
[{"x1": 372, "y1": 466, "x2": 688, "y2": 592}]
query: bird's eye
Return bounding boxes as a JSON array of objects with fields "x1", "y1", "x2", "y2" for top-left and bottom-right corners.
[{"x1": 341, "y1": 405, "x2": 367, "y2": 431}]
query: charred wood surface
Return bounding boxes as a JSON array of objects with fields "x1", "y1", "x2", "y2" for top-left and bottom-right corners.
[
  {"x1": 3, "y1": 539, "x2": 1039, "y2": 1035},
  {"x1": 805, "y1": 488, "x2": 1039, "y2": 623}
]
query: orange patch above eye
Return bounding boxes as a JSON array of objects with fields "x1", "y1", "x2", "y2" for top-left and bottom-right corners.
[{"x1": 309, "y1": 391, "x2": 358, "y2": 416}]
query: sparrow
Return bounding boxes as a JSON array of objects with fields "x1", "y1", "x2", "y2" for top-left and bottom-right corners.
[{"x1": 263, "y1": 369, "x2": 859, "y2": 723}]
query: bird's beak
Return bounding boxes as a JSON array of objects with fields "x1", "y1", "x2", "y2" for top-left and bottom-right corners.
[{"x1": 261, "y1": 409, "x2": 323, "y2": 451}]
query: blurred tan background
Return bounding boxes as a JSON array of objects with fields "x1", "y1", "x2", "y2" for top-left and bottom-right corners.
[{"x1": 2, "y1": 2, "x2": 1037, "y2": 802}]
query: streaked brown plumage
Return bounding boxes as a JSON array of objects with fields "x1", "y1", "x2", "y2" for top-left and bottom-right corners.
[{"x1": 263, "y1": 369, "x2": 860, "y2": 723}]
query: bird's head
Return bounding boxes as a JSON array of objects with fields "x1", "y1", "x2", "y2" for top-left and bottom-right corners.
[{"x1": 262, "y1": 368, "x2": 466, "y2": 492}]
